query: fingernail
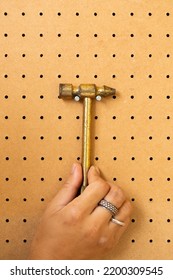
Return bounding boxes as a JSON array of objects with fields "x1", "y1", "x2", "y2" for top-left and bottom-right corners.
[{"x1": 71, "y1": 163, "x2": 77, "y2": 174}]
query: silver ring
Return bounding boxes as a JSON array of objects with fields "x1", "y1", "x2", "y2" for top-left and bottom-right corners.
[
  {"x1": 98, "y1": 199, "x2": 118, "y2": 216},
  {"x1": 111, "y1": 217, "x2": 125, "y2": 227}
]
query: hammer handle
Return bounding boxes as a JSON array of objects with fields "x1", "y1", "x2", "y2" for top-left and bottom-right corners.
[{"x1": 81, "y1": 97, "x2": 92, "y2": 192}]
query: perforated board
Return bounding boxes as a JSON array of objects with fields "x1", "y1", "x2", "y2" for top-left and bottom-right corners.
[{"x1": 0, "y1": 0, "x2": 173, "y2": 260}]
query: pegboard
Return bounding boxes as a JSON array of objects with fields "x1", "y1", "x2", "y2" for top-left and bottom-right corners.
[{"x1": 0, "y1": 0, "x2": 173, "y2": 260}]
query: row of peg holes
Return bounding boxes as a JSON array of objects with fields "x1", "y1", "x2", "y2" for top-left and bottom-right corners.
[
  {"x1": 4, "y1": 198, "x2": 44, "y2": 202},
  {"x1": 2, "y1": 95, "x2": 172, "y2": 100},
  {"x1": 3, "y1": 157, "x2": 173, "y2": 161},
  {"x1": 3, "y1": 136, "x2": 172, "y2": 140},
  {"x1": 131, "y1": 239, "x2": 171, "y2": 243},
  {"x1": 2, "y1": 116, "x2": 173, "y2": 120},
  {"x1": 2, "y1": 33, "x2": 172, "y2": 37},
  {"x1": 2, "y1": 178, "x2": 173, "y2": 186},
  {"x1": 2, "y1": 178, "x2": 173, "y2": 184},
  {"x1": 2, "y1": 75, "x2": 172, "y2": 79},
  {"x1": 2, "y1": 12, "x2": 171, "y2": 16},
  {"x1": 2, "y1": 176, "x2": 172, "y2": 181},
  {"x1": 5, "y1": 240, "x2": 27, "y2": 243},
  {"x1": 2, "y1": 54, "x2": 171, "y2": 58}
]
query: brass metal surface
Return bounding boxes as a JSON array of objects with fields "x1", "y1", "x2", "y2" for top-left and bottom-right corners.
[
  {"x1": 59, "y1": 84, "x2": 115, "y2": 100},
  {"x1": 81, "y1": 97, "x2": 92, "y2": 192}
]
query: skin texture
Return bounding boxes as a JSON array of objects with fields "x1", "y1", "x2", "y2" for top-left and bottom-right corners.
[{"x1": 29, "y1": 163, "x2": 132, "y2": 260}]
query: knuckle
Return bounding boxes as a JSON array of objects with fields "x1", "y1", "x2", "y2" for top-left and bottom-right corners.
[
  {"x1": 100, "y1": 179, "x2": 110, "y2": 190},
  {"x1": 63, "y1": 180, "x2": 71, "y2": 189},
  {"x1": 115, "y1": 187, "x2": 125, "y2": 200},
  {"x1": 98, "y1": 235, "x2": 114, "y2": 250},
  {"x1": 67, "y1": 205, "x2": 82, "y2": 224},
  {"x1": 93, "y1": 179, "x2": 110, "y2": 193},
  {"x1": 107, "y1": 186, "x2": 125, "y2": 207}
]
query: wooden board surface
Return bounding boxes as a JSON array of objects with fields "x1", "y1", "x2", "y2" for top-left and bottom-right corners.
[{"x1": 0, "y1": 0, "x2": 173, "y2": 259}]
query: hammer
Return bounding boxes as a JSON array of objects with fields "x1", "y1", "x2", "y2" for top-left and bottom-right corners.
[{"x1": 59, "y1": 84, "x2": 115, "y2": 193}]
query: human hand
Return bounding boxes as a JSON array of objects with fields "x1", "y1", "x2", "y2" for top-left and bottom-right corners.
[{"x1": 29, "y1": 163, "x2": 132, "y2": 259}]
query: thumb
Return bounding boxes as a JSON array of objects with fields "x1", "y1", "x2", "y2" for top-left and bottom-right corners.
[{"x1": 49, "y1": 163, "x2": 83, "y2": 211}]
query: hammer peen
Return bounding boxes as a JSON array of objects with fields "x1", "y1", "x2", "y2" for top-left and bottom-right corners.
[{"x1": 59, "y1": 84, "x2": 116, "y2": 193}]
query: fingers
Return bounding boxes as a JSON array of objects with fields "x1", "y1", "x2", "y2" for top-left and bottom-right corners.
[
  {"x1": 69, "y1": 166, "x2": 110, "y2": 215},
  {"x1": 49, "y1": 163, "x2": 83, "y2": 211}
]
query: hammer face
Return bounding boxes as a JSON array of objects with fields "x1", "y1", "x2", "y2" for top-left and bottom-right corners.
[{"x1": 59, "y1": 83, "x2": 73, "y2": 99}]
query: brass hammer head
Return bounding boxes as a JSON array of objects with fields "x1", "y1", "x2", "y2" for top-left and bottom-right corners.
[{"x1": 59, "y1": 84, "x2": 116, "y2": 101}]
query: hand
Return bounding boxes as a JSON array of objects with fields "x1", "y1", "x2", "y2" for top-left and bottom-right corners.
[{"x1": 29, "y1": 163, "x2": 132, "y2": 259}]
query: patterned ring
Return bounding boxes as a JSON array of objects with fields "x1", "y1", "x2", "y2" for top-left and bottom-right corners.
[{"x1": 98, "y1": 199, "x2": 118, "y2": 216}]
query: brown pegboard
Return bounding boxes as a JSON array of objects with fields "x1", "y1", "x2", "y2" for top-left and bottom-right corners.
[{"x1": 0, "y1": 0, "x2": 173, "y2": 260}]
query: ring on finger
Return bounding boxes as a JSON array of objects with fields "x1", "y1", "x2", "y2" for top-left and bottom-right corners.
[
  {"x1": 98, "y1": 199, "x2": 118, "y2": 216},
  {"x1": 111, "y1": 217, "x2": 125, "y2": 227}
]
